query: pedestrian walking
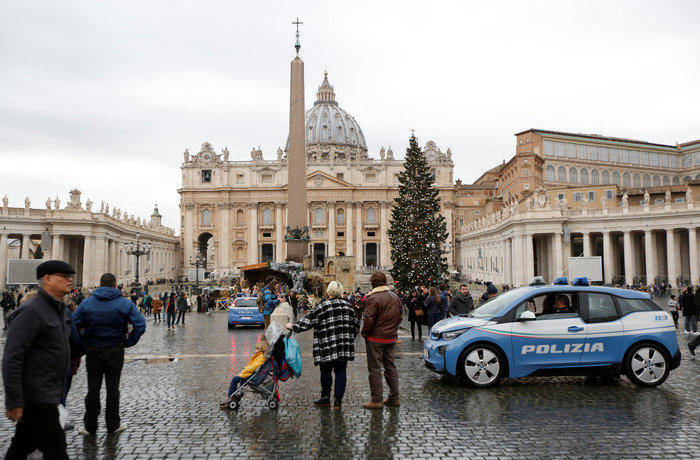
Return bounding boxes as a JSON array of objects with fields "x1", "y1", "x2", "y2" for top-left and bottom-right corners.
[
  {"x1": 2, "y1": 291, "x2": 16, "y2": 331},
  {"x1": 424, "y1": 287, "x2": 443, "y2": 330},
  {"x1": 152, "y1": 295, "x2": 163, "y2": 322},
  {"x1": 286, "y1": 281, "x2": 360, "y2": 410},
  {"x1": 667, "y1": 295, "x2": 680, "y2": 327},
  {"x1": 2, "y1": 260, "x2": 75, "y2": 459},
  {"x1": 448, "y1": 284, "x2": 474, "y2": 316},
  {"x1": 407, "y1": 290, "x2": 425, "y2": 340},
  {"x1": 175, "y1": 292, "x2": 188, "y2": 326},
  {"x1": 438, "y1": 285, "x2": 451, "y2": 320},
  {"x1": 261, "y1": 277, "x2": 280, "y2": 329},
  {"x1": 680, "y1": 287, "x2": 696, "y2": 333},
  {"x1": 166, "y1": 292, "x2": 177, "y2": 329},
  {"x1": 71, "y1": 273, "x2": 146, "y2": 435},
  {"x1": 361, "y1": 271, "x2": 403, "y2": 410}
]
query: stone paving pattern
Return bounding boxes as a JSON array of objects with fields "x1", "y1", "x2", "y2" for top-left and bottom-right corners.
[{"x1": 1, "y1": 311, "x2": 698, "y2": 459}]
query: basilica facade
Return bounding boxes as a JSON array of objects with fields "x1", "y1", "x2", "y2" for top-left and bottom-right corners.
[{"x1": 178, "y1": 73, "x2": 456, "y2": 279}]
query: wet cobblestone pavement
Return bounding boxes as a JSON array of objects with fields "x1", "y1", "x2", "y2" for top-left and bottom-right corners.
[{"x1": 1, "y1": 312, "x2": 699, "y2": 459}]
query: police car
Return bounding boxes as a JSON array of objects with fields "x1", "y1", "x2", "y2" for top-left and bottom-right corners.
[
  {"x1": 423, "y1": 277, "x2": 681, "y2": 387},
  {"x1": 227, "y1": 296, "x2": 264, "y2": 328}
]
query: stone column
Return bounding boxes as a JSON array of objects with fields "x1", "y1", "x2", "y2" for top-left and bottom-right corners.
[
  {"x1": 512, "y1": 234, "x2": 524, "y2": 286},
  {"x1": 443, "y1": 202, "x2": 453, "y2": 269},
  {"x1": 525, "y1": 233, "x2": 535, "y2": 282},
  {"x1": 689, "y1": 227, "x2": 698, "y2": 286},
  {"x1": 52, "y1": 235, "x2": 62, "y2": 261},
  {"x1": 504, "y1": 238, "x2": 512, "y2": 285},
  {"x1": 275, "y1": 202, "x2": 284, "y2": 261},
  {"x1": 328, "y1": 202, "x2": 336, "y2": 257},
  {"x1": 21, "y1": 235, "x2": 30, "y2": 259},
  {"x1": 183, "y1": 203, "x2": 194, "y2": 264},
  {"x1": 379, "y1": 202, "x2": 389, "y2": 267},
  {"x1": 665, "y1": 229, "x2": 677, "y2": 287},
  {"x1": 355, "y1": 204, "x2": 363, "y2": 269},
  {"x1": 553, "y1": 232, "x2": 564, "y2": 277},
  {"x1": 249, "y1": 203, "x2": 258, "y2": 264},
  {"x1": 603, "y1": 231, "x2": 613, "y2": 284},
  {"x1": 83, "y1": 235, "x2": 93, "y2": 288},
  {"x1": 623, "y1": 231, "x2": 634, "y2": 285},
  {"x1": 582, "y1": 232, "x2": 591, "y2": 257},
  {"x1": 0, "y1": 234, "x2": 7, "y2": 289},
  {"x1": 345, "y1": 202, "x2": 354, "y2": 257},
  {"x1": 219, "y1": 203, "x2": 230, "y2": 270},
  {"x1": 644, "y1": 230, "x2": 657, "y2": 285}
]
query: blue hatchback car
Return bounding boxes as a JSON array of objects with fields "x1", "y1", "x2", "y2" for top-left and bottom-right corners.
[
  {"x1": 424, "y1": 280, "x2": 681, "y2": 388},
  {"x1": 227, "y1": 296, "x2": 264, "y2": 328}
]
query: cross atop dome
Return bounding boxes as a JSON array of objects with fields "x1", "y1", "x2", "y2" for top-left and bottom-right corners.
[{"x1": 315, "y1": 71, "x2": 336, "y2": 105}]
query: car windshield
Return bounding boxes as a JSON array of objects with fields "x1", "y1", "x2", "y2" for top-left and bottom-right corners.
[
  {"x1": 235, "y1": 299, "x2": 256, "y2": 308},
  {"x1": 467, "y1": 289, "x2": 524, "y2": 319}
]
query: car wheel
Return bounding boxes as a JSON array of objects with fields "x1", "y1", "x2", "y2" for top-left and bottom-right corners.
[
  {"x1": 625, "y1": 342, "x2": 670, "y2": 387},
  {"x1": 458, "y1": 344, "x2": 504, "y2": 388}
]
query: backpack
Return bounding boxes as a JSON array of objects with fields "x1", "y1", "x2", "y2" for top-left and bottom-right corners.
[{"x1": 256, "y1": 291, "x2": 265, "y2": 313}]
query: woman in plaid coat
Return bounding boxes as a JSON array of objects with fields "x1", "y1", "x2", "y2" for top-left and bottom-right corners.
[{"x1": 286, "y1": 281, "x2": 360, "y2": 410}]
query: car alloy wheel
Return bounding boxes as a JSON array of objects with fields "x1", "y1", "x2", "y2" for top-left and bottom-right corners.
[
  {"x1": 626, "y1": 344, "x2": 669, "y2": 387},
  {"x1": 460, "y1": 344, "x2": 503, "y2": 388}
]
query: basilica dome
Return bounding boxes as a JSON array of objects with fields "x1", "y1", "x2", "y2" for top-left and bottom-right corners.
[{"x1": 287, "y1": 72, "x2": 368, "y2": 160}]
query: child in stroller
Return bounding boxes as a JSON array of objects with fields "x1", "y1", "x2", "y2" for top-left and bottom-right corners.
[{"x1": 221, "y1": 327, "x2": 294, "y2": 410}]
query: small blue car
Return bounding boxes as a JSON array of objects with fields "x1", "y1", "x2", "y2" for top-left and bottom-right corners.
[
  {"x1": 227, "y1": 296, "x2": 264, "y2": 328},
  {"x1": 423, "y1": 278, "x2": 681, "y2": 388}
]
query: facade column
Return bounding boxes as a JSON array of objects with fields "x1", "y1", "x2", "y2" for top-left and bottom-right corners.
[
  {"x1": 504, "y1": 238, "x2": 512, "y2": 285},
  {"x1": 82, "y1": 236, "x2": 93, "y2": 288},
  {"x1": 275, "y1": 203, "x2": 284, "y2": 261},
  {"x1": 623, "y1": 231, "x2": 634, "y2": 285},
  {"x1": 689, "y1": 227, "x2": 698, "y2": 286},
  {"x1": 553, "y1": 232, "x2": 564, "y2": 277},
  {"x1": 0, "y1": 234, "x2": 7, "y2": 289},
  {"x1": 444, "y1": 202, "x2": 453, "y2": 269},
  {"x1": 249, "y1": 203, "x2": 258, "y2": 264},
  {"x1": 21, "y1": 235, "x2": 30, "y2": 259},
  {"x1": 512, "y1": 234, "x2": 524, "y2": 286},
  {"x1": 355, "y1": 204, "x2": 363, "y2": 269},
  {"x1": 525, "y1": 233, "x2": 535, "y2": 282},
  {"x1": 603, "y1": 232, "x2": 613, "y2": 284},
  {"x1": 379, "y1": 202, "x2": 389, "y2": 267},
  {"x1": 582, "y1": 232, "x2": 591, "y2": 257},
  {"x1": 666, "y1": 229, "x2": 678, "y2": 287},
  {"x1": 219, "y1": 203, "x2": 230, "y2": 270},
  {"x1": 644, "y1": 230, "x2": 657, "y2": 286},
  {"x1": 52, "y1": 235, "x2": 62, "y2": 262},
  {"x1": 94, "y1": 236, "x2": 106, "y2": 283},
  {"x1": 327, "y1": 202, "x2": 336, "y2": 258},
  {"x1": 183, "y1": 204, "x2": 194, "y2": 269},
  {"x1": 345, "y1": 202, "x2": 354, "y2": 257}
]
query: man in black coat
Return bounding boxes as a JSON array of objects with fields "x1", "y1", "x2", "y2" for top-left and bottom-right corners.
[
  {"x1": 2, "y1": 260, "x2": 75, "y2": 459},
  {"x1": 448, "y1": 284, "x2": 474, "y2": 316},
  {"x1": 681, "y1": 287, "x2": 696, "y2": 333}
]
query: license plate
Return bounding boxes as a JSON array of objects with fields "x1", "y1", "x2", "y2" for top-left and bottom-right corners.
[
  {"x1": 423, "y1": 349, "x2": 429, "y2": 359},
  {"x1": 241, "y1": 316, "x2": 251, "y2": 320}
]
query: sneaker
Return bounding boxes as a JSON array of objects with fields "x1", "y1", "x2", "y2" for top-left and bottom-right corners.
[
  {"x1": 108, "y1": 423, "x2": 127, "y2": 434},
  {"x1": 78, "y1": 426, "x2": 95, "y2": 436},
  {"x1": 313, "y1": 397, "x2": 330, "y2": 407},
  {"x1": 333, "y1": 398, "x2": 342, "y2": 410},
  {"x1": 689, "y1": 344, "x2": 696, "y2": 356}
]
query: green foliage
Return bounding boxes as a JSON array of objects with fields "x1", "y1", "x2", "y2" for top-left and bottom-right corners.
[{"x1": 388, "y1": 134, "x2": 448, "y2": 290}]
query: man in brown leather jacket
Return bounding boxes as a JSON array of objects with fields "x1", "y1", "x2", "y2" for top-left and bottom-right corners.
[{"x1": 361, "y1": 271, "x2": 403, "y2": 409}]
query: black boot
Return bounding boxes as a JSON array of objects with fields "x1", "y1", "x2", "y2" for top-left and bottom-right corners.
[
  {"x1": 314, "y1": 397, "x2": 330, "y2": 407},
  {"x1": 333, "y1": 398, "x2": 342, "y2": 410}
]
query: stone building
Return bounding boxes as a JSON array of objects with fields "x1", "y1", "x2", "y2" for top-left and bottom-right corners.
[
  {"x1": 0, "y1": 190, "x2": 179, "y2": 289},
  {"x1": 178, "y1": 73, "x2": 456, "y2": 280},
  {"x1": 455, "y1": 129, "x2": 700, "y2": 287}
]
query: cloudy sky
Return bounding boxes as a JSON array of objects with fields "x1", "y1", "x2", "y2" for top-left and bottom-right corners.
[{"x1": 2, "y1": 0, "x2": 699, "y2": 231}]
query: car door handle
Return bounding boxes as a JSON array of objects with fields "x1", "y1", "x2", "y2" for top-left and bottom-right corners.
[{"x1": 567, "y1": 326, "x2": 584, "y2": 333}]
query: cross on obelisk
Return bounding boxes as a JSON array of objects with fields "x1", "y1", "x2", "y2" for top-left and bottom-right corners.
[{"x1": 285, "y1": 18, "x2": 308, "y2": 263}]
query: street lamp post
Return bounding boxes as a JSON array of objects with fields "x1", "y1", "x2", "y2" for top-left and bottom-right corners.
[
  {"x1": 125, "y1": 232, "x2": 151, "y2": 286},
  {"x1": 189, "y1": 250, "x2": 206, "y2": 287}
]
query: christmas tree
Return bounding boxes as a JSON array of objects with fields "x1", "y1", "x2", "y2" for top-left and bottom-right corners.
[{"x1": 388, "y1": 133, "x2": 448, "y2": 290}]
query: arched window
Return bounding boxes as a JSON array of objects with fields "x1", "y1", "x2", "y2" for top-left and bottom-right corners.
[
  {"x1": 237, "y1": 209, "x2": 245, "y2": 226},
  {"x1": 262, "y1": 208, "x2": 273, "y2": 225},
  {"x1": 591, "y1": 169, "x2": 599, "y2": 185},
  {"x1": 367, "y1": 207, "x2": 376, "y2": 223},
  {"x1": 336, "y1": 208, "x2": 345, "y2": 224},
  {"x1": 569, "y1": 167, "x2": 578, "y2": 183},
  {"x1": 633, "y1": 174, "x2": 641, "y2": 187},
  {"x1": 546, "y1": 165, "x2": 555, "y2": 181},
  {"x1": 314, "y1": 207, "x2": 324, "y2": 224},
  {"x1": 662, "y1": 176, "x2": 670, "y2": 186},
  {"x1": 643, "y1": 174, "x2": 651, "y2": 187},
  {"x1": 580, "y1": 168, "x2": 588, "y2": 184},
  {"x1": 622, "y1": 172, "x2": 631, "y2": 187},
  {"x1": 612, "y1": 171, "x2": 620, "y2": 186},
  {"x1": 683, "y1": 176, "x2": 691, "y2": 183},
  {"x1": 653, "y1": 174, "x2": 660, "y2": 187},
  {"x1": 557, "y1": 166, "x2": 566, "y2": 182},
  {"x1": 673, "y1": 176, "x2": 681, "y2": 185},
  {"x1": 202, "y1": 209, "x2": 211, "y2": 226},
  {"x1": 602, "y1": 170, "x2": 610, "y2": 184}
]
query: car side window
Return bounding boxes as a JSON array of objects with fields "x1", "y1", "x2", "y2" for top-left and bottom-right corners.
[
  {"x1": 513, "y1": 292, "x2": 580, "y2": 321},
  {"x1": 616, "y1": 298, "x2": 657, "y2": 317},
  {"x1": 583, "y1": 293, "x2": 618, "y2": 323}
]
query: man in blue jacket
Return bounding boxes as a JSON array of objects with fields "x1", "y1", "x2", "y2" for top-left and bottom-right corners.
[
  {"x1": 260, "y1": 277, "x2": 280, "y2": 329},
  {"x1": 72, "y1": 273, "x2": 146, "y2": 435}
]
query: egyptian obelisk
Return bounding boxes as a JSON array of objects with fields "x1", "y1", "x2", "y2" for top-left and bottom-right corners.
[{"x1": 286, "y1": 18, "x2": 307, "y2": 263}]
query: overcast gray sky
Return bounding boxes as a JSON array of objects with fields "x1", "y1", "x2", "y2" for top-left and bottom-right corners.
[{"x1": 2, "y1": 0, "x2": 699, "y2": 231}]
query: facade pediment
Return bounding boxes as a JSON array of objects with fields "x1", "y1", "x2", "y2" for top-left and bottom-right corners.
[{"x1": 305, "y1": 171, "x2": 355, "y2": 189}]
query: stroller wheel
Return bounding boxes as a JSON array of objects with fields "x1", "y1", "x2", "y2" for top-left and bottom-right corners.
[
  {"x1": 228, "y1": 399, "x2": 240, "y2": 410},
  {"x1": 267, "y1": 399, "x2": 279, "y2": 410}
]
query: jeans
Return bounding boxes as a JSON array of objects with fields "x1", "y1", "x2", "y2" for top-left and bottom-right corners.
[
  {"x1": 166, "y1": 311, "x2": 175, "y2": 327},
  {"x1": 176, "y1": 311, "x2": 186, "y2": 325},
  {"x1": 365, "y1": 340, "x2": 398, "y2": 404},
  {"x1": 5, "y1": 403, "x2": 68, "y2": 460},
  {"x1": 84, "y1": 345, "x2": 125, "y2": 433},
  {"x1": 228, "y1": 376, "x2": 243, "y2": 397},
  {"x1": 684, "y1": 315, "x2": 697, "y2": 333},
  {"x1": 319, "y1": 360, "x2": 348, "y2": 400},
  {"x1": 670, "y1": 311, "x2": 679, "y2": 327},
  {"x1": 154, "y1": 312, "x2": 161, "y2": 322},
  {"x1": 427, "y1": 313, "x2": 440, "y2": 331},
  {"x1": 410, "y1": 320, "x2": 423, "y2": 340}
]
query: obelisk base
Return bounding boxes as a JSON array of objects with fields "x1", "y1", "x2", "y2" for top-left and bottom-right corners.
[{"x1": 286, "y1": 241, "x2": 307, "y2": 264}]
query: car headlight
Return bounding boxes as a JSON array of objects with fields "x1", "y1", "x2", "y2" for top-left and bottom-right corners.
[{"x1": 440, "y1": 328, "x2": 471, "y2": 340}]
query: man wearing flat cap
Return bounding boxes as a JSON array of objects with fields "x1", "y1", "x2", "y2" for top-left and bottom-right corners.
[{"x1": 2, "y1": 260, "x2": 75, "y2": 459}]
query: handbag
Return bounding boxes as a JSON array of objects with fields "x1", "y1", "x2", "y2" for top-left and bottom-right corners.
[
  {"x1": 414, "y1": 308, "x2": 424, "y2": 317},
  {"x1": 283, "y1": 334, "x2": 302, "y2": 377}
]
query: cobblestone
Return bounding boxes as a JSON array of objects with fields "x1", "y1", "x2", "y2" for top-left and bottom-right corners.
[{"x1": 1, "y1": 312, "x2": 698, "y2": 458}]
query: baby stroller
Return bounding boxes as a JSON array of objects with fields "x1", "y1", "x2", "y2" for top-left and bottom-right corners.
[{"x1": 227, "y1": 329, "x2": 296, "y2": 411}]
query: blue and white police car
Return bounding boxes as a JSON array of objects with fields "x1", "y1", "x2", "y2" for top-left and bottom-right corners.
[
  {"x1": 423, "y1": 277, "x2": 681, "y2": 387},
  {"x1": 227, "y1": 296, "x2": 264, "y2": 329}
]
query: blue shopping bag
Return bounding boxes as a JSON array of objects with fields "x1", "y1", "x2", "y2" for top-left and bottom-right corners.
[{"x1": 283, "y1": 334, "x2": 302, "y2": 377}]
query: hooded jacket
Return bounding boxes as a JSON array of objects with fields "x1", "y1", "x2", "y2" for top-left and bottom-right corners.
[{"x1": 71, "y1": 287, "x2": 146, "y2": 348}]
